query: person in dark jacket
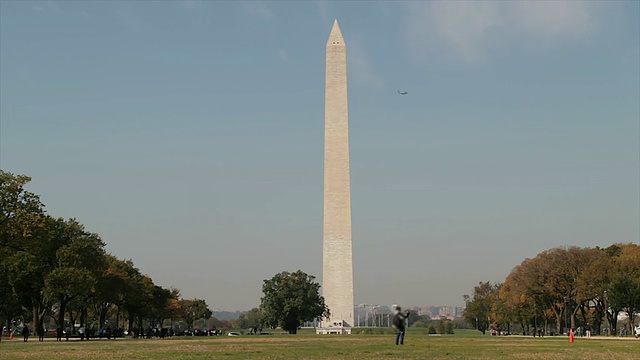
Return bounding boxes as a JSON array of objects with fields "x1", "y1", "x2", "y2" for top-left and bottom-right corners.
[
  {"x1": 22, "y1": 326, "x2": 30, "y2": 342},
  {"x1": 392, "y1": 305, "x2": 410, "y2": 345},
  {"x1": 37, "y1": 326, "x2": 45, "y2": 342}
]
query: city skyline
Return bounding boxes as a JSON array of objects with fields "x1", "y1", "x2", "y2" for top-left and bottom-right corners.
[{"x1": 1, "y1": 1, "x2": 638, "y2": 311}]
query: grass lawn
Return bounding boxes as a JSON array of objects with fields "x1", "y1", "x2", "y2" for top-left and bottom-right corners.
[{"x1": 1, "y1": 330, "x2": 638, "y2": 359}]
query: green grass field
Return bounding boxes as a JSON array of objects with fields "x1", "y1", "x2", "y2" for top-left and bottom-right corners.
[{"x1": 1, "y1": 329, "x2": 638, "y2": 359}]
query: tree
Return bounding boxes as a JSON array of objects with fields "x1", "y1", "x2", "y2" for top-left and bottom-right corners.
[
  {"x1": 207, "y1": 316, "x2": 231, "y2": 330},
  {"x1": 406, "y1": 310, "x2": 421, "y2": 327},
  {"x1": 260, "y1": 270, "x2": 329, "y2": 334},
  {"x1": 502, "y1": 247, "x2": 598, "y2": 334},
  {"x1": 0, "y1": 170, "x2": 45, "y2": 254},
  {"x1": 0, "y1": 262, "x2": 22, "y2": 341},
  {"x1": 179, "y1": 299, "x2": 212, "y2": 330},
  {"x1": 147, "y1": 286, "x2": 180, "y2": 329},
  {"x1": 91, "y1": 254, "x2": 129, "y2": 331},
  {"x1": 464, "y1": 281, "x2": 500, "y2": 334},
  {"x1": 445, "y1": 321, "x2": 454, "y2": 334},
  {"x1": 0, "y1": 171, "x2": 46, "y2": 334},
  {"x1": 5, "y1": 215, "x2": 71, "y2": 336},
  {"x1": 44, "y1": 219, "x2": 107, "y2": 330},
  {"x1": 237, "y1": 308, "x2": 263, "y2": 330},
  {"x1": 114, "y1": 259, "x2": 154, "y2": 334},
  {"x1": 499, "y1": 275, "x2": 537, "y2": 335},
  {"x1": 607, "y1": 244, "x2": 640, "y2": 335}
]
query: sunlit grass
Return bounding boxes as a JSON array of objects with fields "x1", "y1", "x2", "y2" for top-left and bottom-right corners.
[{"x1": 1, "y1": 331, "x2": 638, "y2": 360}]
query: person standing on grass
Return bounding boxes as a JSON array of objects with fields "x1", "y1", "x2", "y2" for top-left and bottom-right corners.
[
  {"x1": 22, "y1": 326, "x2": 30, "y2": 342},
  {"x1": 392, "y1": 304, "x2": 410, "y2": 345}
]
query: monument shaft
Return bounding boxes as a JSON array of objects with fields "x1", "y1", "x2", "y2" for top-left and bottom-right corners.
[{"x1": 322, "y1": 19, "x2": 354, "y2": 329}]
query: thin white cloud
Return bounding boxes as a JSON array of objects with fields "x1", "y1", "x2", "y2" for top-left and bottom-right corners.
[
  {"x1": 241, "y1": 2, "x2": 290, "y2": 63},
  {"x1": 183, "y1": 0, "x2": 206, "y2": 16},
  {"x1": 374, "y1": 0, "x2": 393, "y2": 17},
  {"x1": 46, "y1": 1, "x2": 62, "y2": 13},
  {"x1": 32, "y1": 5, "x2": 45, "y2": 12},
  {"x1": 242, "y1": 1, "x2": 273, "y2": 22},
  {"x1": 184, "y1": 0, "x2": 196, "y2": 14},
  {"x1": 115, "y1": 3, "x2": 151, "y2": 33},
  {"x1": 276, "y1": 49, "x2": 289, "y2": 62},
  {"x1": 315, "y1": 1, "x2": 331, "y2": 23},
  {"x1": 507, "y1": 1, "x2": 594, "y2": 42},
  {"x1": 404, "y1": 1, "x2": 600, "y2": 63},
  {"x1": 348, "y1": 34, "x2": 383, "y2": 90}
]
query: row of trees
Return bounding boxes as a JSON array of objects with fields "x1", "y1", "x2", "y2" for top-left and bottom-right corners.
[
  {"x1": 463, "y1": 244, "x2": 640, "y2": 336},
  {"x1": 0, "y1": 170, "x2": 212, "y2": 339}
]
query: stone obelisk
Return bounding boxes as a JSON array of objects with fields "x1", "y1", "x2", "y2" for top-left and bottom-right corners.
[{"x1": 321, "y1": 19, "x2": 354, "y2": 333}]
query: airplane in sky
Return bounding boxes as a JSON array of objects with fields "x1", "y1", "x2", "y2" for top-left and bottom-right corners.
[{"x1": 397, "y1": 90, "x2": 408, "y2": 95}]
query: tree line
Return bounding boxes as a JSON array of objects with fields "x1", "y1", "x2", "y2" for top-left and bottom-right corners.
[
  {"x1": 0, "y1": 170, "x2": 213, "y2": 339},
  {"x1": 463, "y1": 244, "x2": 640, "y2": 336}
]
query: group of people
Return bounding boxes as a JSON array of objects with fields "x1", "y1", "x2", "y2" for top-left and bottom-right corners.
[
  {"x1": 16, "y1": 325, "x2": 118, "y2": 342},
  {"x1": 17, "y1": 305, "x2": 413, "y2": 345},
  {"x1": 22, "y1": 325, "x2": 44, "y2": 342},
  {"x1": 20, "y1": 326, "x2": 46, "y2": 342}
]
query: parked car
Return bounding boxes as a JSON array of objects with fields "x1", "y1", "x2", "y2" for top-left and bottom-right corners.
[
  {"x1": 634, "y1": 324, "x2": 640, "y2": 338},
  {"x1": 227, "y1": 332, "x2": 241, "y2": 336}
]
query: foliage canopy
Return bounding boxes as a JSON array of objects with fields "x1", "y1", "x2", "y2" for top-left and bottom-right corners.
[{"x1": 260, "y1": 270, "x2": 329, "y2": 334}]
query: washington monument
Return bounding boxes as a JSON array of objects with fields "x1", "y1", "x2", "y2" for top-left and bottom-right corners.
[{"x1": 320, "y1": 19, "x2": 354, "y2": 333}]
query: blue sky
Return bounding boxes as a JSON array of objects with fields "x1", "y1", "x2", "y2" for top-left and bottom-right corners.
[{"x1": 1, "y1": 1, "x2": 638, "y2": 311}]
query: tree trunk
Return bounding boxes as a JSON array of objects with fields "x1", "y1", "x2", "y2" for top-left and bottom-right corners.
[
  {"x1": 68, "y1": 309, "x2": 75, "y2": 334},
  {"x1": 115, "y1": 309, "x2": 120, "y2": 334},
  {"x1": 57, "y1": 298, "x2": 67, "y2": 331},
  {"x1": 31, "y1": 297, "x2": 47, "y2": 336},
  {"x1": 544, "y1": 318, "x2": 548, "y2": 335},
  {"x1": 551, "y1": 306, "x2": 562, "y2": 335},
  {"x1": 79, "y1": 307, "x2": 88, "y2": 331},
  {"x1": 127, "y1": 310, "x2": 134, "y2": 333},
  {"x1": 571, "y1": 302, "x2": 581, "y2": 330},
  {"x1": 607, "y1": 309, "x2": 619, "y2": 335},
  {"x1": 98, "y1": 304, "x2": 108, "y2": 330}
]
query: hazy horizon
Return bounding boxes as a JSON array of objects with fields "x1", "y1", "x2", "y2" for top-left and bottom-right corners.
[{"x1": 1, "y1": 1, "x2": 638, "y2": 311}]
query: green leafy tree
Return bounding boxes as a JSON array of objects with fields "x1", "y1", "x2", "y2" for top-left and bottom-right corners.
[
  {"x1": 445, "y1": 321, "x2": 454, "y2": 334},
  {"x1": 237, "y1": 307, "x2": 263, "y2": 330},
  {"x1": 91, "y1": 254, "x2": 129, "y2": 330},
  {"x1": 406, "y1": 310, "x2": 421, "y2": 327},
  {"x1": 607, "y1": 244, "x2": 640, "y2": 335},
  {"x1": 464, "y1": 281, "x2": 500, "y2": 334},
  {"x1": 114, "y1": 259, "x2": 154, "y2": 333},
  {"x1": 0, "y1": 171, "x2": 46, "y2": 334},
  {"x1": 260, "y1": 270, "x2": 329, "y2": 334},
  {"x1": 44, "y1": 219, "x2": 107, "y2": 329},
  {"x1": 0, "y1": 263, "x2": 22, "y2": 341},
  {"x1": 148, "y1": 286, "x2": 181, "y2": 328},
  {"x1": 5, "y1": 215, "x2": 72, "y2": 335},
  {"x1": 0, "y1": 170, "x2": 45, "y2": 254},
  {"x1": 179, "y1": 299, "x2": 212, "y2": 330}
]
